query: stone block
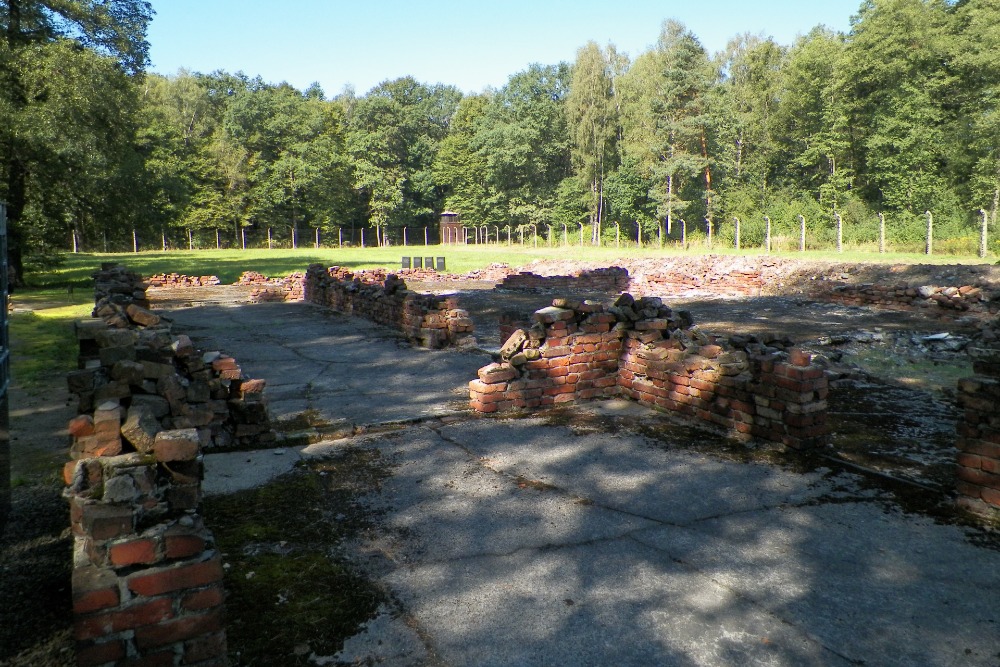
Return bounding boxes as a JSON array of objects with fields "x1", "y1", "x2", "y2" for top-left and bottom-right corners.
[
  {"x1": 534, "y1": 306, "x2": 575, "y2": 324},
  {"x1": 110, "y1": 360, "x2": 145, "y2": 385},
  {"x1": 153, "y1": 429, "x2": 200, "y2": 462},
  {"x1": 125, "y1": 303, "x2": 161, "y2": 327},
  {"x1": 500, "y1": 329, "x2": 528, "y2": 359},
  {"x1": 99, "y1": 346, "x2": 136, "y2": 367}
]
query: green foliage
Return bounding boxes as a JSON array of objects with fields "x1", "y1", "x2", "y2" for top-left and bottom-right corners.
[
  {"x1": 9, "y1": 293, "x2": 91, "y2": 393},
  {"x1": 4, "y1": 0, "x2": 1000, "y2": 265},
  {"x1": 0, "y1": 0, "x2": 154, "y2": 280}
]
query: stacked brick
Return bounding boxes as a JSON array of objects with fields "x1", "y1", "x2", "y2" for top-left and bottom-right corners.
[
  {"x1": 955, "y1": 336, "x2": 1000, "y2": 517},
  {"x1": 65, "y1": 265, "x2": 279, "y2": 666},
  {"x1": 471, "y1": 294, "x2": 829, "y2": 450},
  {"x1": 241, "y1": 271, "x2": 305, "y2": 303},
  {"x1": 470, "y1": 297, "x2": 623, "y2": 412},
  {"x1": 302, "y1": 264, "x2": 476, "y2": 349},
  {"x1": 622, "y1": 333, "x2": 828, "y2": 450},
  {"x1": 147, "y1": 273, "x2": 221, "y2": 288},
  {"x1": 629, "y1": 267, "x2": 766, "y2": 297},
  {"x1": 497, "y1": 267, "x2": 630, "y2": 293},
  {"x1": 826, "y1": 282, "x2": 1000, "y2": 317}
]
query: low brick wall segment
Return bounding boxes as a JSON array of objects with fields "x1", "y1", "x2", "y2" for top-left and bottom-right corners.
[
  {"x1": 472, "y1": 294, "x2": 829, "y2": 451},
  {"x1": 64, "y1": 264, "x2": 279, "y2": 666}
]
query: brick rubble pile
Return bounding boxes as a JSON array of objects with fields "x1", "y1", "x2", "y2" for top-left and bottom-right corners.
[
  {"x1": 496, "y1": 266, "x2": 629, "y2": 293},
  {"x1": 238, "y1": 271, "x2": 305, "y2": 303},
  {"x1": 147, "y1": 273, "x2": 221, "y2": 288}
]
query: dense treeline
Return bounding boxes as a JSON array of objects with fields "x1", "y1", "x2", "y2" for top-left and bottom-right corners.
[{"x1": 2, "y1": 0, "x2": 999, "y2": 281}]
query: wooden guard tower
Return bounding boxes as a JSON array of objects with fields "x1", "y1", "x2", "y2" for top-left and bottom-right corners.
[{"x1": 440, "y1": 211, "x2": 463, "y2": 244}]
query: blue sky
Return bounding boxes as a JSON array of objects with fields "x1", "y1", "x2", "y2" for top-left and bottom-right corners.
[{"x1": 147, "y1": 1, "x2": 864, "y2": 96}]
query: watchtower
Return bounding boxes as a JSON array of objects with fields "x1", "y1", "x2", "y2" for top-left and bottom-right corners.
[{"x1": 440, "y1": 211, "x2": 464, "y2": 244}]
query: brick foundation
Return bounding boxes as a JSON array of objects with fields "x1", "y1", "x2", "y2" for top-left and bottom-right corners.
[
  {"x1": 955, "y1": 342, "x2": 1000, "y2": 518},
  {"x1": 65, "y1": 264, "x2": 282, "y2": 666},
  {"x1": 497, "y1": 267, "x2": 630, "y2": 293},
  {"x1": 471, "y1": 295, "x2": 828, "y2": 450},
  {"x1": 303, "y1": 264, "x2": 476, "y2": 348},
  {"x1": 825, "y1": 283, "x2": 1000, "y2": 317},
  {"x1": 148, "y1": 273, "x2": 221, "y2": 288},
  {"x1": 495, "y1": 259, "x2": 1000, "y2": 322}
]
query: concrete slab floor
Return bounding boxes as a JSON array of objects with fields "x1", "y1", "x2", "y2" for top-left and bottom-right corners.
[{"x1": 169, "y1": 300, "x2": 999, "y2": 666}]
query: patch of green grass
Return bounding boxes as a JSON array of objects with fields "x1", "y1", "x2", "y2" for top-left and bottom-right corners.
[
  {"x1": 202, "y1": 449, "x2": 393, "y2": 665},
  {"x1": 8, "y1": 291, "x2": 91, "y2": 393},
  {"x1": 848, "y1": 348, "x2": 973, "y2": 395}
]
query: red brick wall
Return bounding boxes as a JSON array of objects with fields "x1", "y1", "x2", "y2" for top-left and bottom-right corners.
[
  {"x1": 303, "y1": 264, "x2": 475, "y2": 348},
  {"x1": 496, "y1": 267, "x2": 630, "y2": 293},
  {"x1": 471, "y1": 295, "x2": 829, "y2": 450},
  {"x1": 65, "y1": 265, "x2": 240, "y2": 666},
  {"x1": 955, "y1": 345, "x2": 1000, "y2": 518}
]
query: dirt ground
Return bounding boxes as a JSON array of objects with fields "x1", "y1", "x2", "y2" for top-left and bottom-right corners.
[{"x1": 0, "y1": 370, "x2": 76, "y2": 665}]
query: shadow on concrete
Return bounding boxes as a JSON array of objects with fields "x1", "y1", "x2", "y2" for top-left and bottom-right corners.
[
  {"x1": 154, "y1": 293, "x2": 1000, "y2": 665},
  {"x1": 326, "y1": 418, "x2": 1000, "y2": 666}
]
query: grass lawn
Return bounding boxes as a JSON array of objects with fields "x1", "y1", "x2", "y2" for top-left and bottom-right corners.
[
  {"x1": 8, "y1": 290, "x2": 91, "y2": 394},
  {"x1": 27, "y1": 243, "x2": 998, "y2": 289}
]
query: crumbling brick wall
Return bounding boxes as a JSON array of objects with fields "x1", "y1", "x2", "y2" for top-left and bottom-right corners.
[
  {"x1": 471, "y1": 294, "x2": 829, "y2": 450},
  {"x1": 629, "y1": 267, "x2": 767, "y2": 297},
  {"x1": 148, "y1": 273, "x2": 221, "y2": 288},
  {"x1": 955, "y1": 326, "x2": 1000, "y2": 518},
  {"x1": 303, "y1": 263, "x2": 475, "y2": 348},
  {"x1": 825, "y1": 283, "x2": 1000, "y2": 317},
  {"x1": 496, "y1": 267, "x2": 630, "y2": 293},
  {"x1": 65, "y1": 264, "x2": 276, "y2": 666}
]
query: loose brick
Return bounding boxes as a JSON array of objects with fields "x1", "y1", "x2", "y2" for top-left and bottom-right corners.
[
  {"x1": 135, "y1": 609, "x2": 222, "y2": 650},
  {"x1": 153, "y1": 428, "x2": 201, "y2": 462},
  {"x1": 127, "y1": 554, "x2": 224, "y2": 598},
  {"x1": 110, "y1": 537, "x2": 159, "y2": 567}
]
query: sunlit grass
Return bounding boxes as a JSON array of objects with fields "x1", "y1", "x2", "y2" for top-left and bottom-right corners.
[
  {"x1": 29, "y1": 243, "x2": 997, "y2": 290},
  {"x1": 9, "y1": 290, "x2": 91, "y2": 394},
  {"x1": 848, "y1": 347, "x2": 973, "y2": 395}
]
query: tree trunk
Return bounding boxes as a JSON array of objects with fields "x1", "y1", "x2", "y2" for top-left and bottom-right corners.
[
  {"x1": 3, "y1": 0, "x2": 27, "y2": 285},
  {"x1": 980, "y1": 209, "x2": 988, "y2": 258},
  {"x1": 701, "y1": 130, "x2": 713, "y2": 249}
]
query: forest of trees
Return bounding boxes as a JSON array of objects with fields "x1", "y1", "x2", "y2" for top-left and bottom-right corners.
[{"x1": 2, "y1": 0, "x2": 1000, "y2": 281}]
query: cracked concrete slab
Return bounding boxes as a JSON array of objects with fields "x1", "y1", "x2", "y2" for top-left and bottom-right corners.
[
  {"x1": 160, "y1": 296, "x2": 1000, "y2": 666},
  {"x1": 334, "y1": 420, "x2": 1000, "y2": 667},
  {"x1": 162, "y1": 301, "x2": 491, "y2": 427}
]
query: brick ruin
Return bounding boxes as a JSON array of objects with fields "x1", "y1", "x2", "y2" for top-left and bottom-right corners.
[
  {"x1": 497, "y1": 266, "x2": 630, "y2": 293},
  {"x1": 472, "y1": 295, "x2": 829, "y2": 451},
  {"x1": 41, "y1": 257, "x2": 1000, "y2": 666},
  {"x1": 825, "y1": 282, "x2": 1000, "y2": 317},
  {"x1": 302, "y1": 263, "x2": 475, "y2": 349},
  {"x1": 955, "y1": 324, "x2": 1000, "y2": 518},
  {"x1": 63, "y1": 264, "x2": 278, "y2": 667}
]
